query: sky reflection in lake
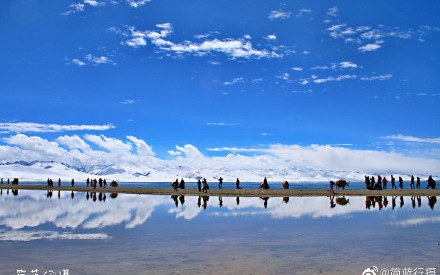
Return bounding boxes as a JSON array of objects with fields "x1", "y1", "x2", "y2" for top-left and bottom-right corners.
[{"x1": 0, "y1": 190, "x2": 439, "y2": 274}]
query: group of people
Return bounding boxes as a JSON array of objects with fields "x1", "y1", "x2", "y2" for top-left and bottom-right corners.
[
  {"x1": 47, "y1": 178, "x2": 75, "y2": 188},
  {"x1": 173, "y1": 177, "x2": 244, "y2": 192},
  {"x1": 364, "y1": 175, "x2": 436, "y2": 190},
  {"x1": 364, "y1": 195, "x2": 437, "y2": 210},
  {"x1": 86, "y1": 178, "x2": 107, "y2": 189}
]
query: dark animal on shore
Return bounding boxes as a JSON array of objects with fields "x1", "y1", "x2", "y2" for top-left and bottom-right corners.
[
  {"x1": 335, "y1": 180, "x2": 349, "y2": 189},
  {"x1": 427, "y1": 176, "x2": 436, "y2": 189},
  {"x1": 259, "y1": 177, "x2": 270, "y2": 190},
  {"x1": 335, "y1": 197, "x2": 350, "y2": 206},
  {"x1": 282, "y1": 181, "x2": 289, "y2": 189},
  {"x1": 12, "y1": 178, "x2": 19, "y2": 185},
  {"x1": 110, "y1": 180, "x2": 118, "y2": 187}
]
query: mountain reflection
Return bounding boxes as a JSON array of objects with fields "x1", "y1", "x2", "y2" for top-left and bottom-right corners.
[{"x1": 0, "y1": 190, "x2": 438, "y2": 234}]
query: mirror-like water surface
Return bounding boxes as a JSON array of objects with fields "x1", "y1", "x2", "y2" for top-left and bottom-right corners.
[{"x1": 0, "y1": 190, "x2": 438, "y2": 274}]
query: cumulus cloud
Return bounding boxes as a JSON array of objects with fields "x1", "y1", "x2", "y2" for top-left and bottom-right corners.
[
  {"x1": 1, "y1": 133, "x2": 439, "y2": 181},
  {"x1": 268, "y1": 10, "x2": 291, "y2": 20},
  {"x1": 326, "y1": 6, "x2": 338, "y2": 17},
  {"x1": 0, "y1": 122, "x2": 114, "y2": 134}
]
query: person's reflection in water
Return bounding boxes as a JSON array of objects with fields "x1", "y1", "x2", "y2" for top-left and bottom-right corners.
[
  {"x1": 7, "y1": 189, "x2": 9, "y2": 196},
  {"x1": 71, "y1": 191, "x2": 74, "y2": 199},
  {"x1": 260, "y1": 197, "x2": 269, "y2": 209},
  {"x1": 12, "y1": 189, "x2": 18, "y2": 196},
  {"x1": 330, "y1": 196, "x2": 336, "y2": 208},
  {"x1": 236, "y1": 196, "x2": 240, "y2": 206},
  {"x1": 411, "y1": 196, "x2": 416, "y2": 208},
  {"x1": 0, "y1": 189, "x2": 2, "y2": 196},
  {"x1": 58, "y1": 190, "x2": 61, "y2": 199},
  {"x1": 103, "y1": 193, "x2": 107, "y2": 202},
  {"x1": 417, "y1": 196, "x2": 422, "y2": 208},
  {"x1": 47, "y1": 190, "x2": 53, "y2": 199},
  {"x1": 383, "y1": 196, "x2": 388, "y2": 208},
  {"x1": 98, "y1": 193, "x2": 103, "y2": 202},
  {"x1": 86, "y1": 192, "x2": 90, "y2": 201},
  {"x1": 202, "y1": 196, "x2": 209, "y2": 210},
  {"x1": 400, "y1": 196, "x2": 404, "y2": 208},
  {"x1": 218, "y1": 196, "x2": 223, "y2": 207},
  {"x1": 392, "y1": 196, "x2": 396, "y2": 210},
  {"x1": 93, "y1": 192, "x2": 97, "y2": 202},
  {"x1": 197, "y1": 196, "x2": 201, "y2": 208},
  {"x1": 428, "y1": 196, "x2": 437, "y2": 210},
  {"x1": 365, "y1": 196, "x2": 371, "y2": 209},
  {"x1": 171, "y1": 195, "x2": 178, "y2": 207},
  {"x1": 179, "y1": 195, "x2": 185, "y2": 206},
  {"x1": 283, "y1": 197, "x2": 289, "y2": 204}
]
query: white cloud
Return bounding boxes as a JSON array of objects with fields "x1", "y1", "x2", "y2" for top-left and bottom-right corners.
[
  {"x1": 338, "y1": 61, "x2": 358, "y2": 69},
  {"x1": 360, "y1": 74, "x2": 392, "y2": 81},
  {"x1": 358, "y1": 43, "x2": 382, "y2": 52},
  {"x1": 120, "y1": 99, "x2": 136, "y2": 104},
  {"x1": 296, "y1": 8, "x2": 311, "y2": 17},
  {"x1": 85, "y1": 54, "x2": 114, "y2": 65},
  {"x1": 277, "y1": 73, "x2": 290, "y2": 80},
  {"x1": 291, "y1": 67, "x2": 303, "y2": 71},
  {"x1": 0, "y1": 122, "x2": 114, "y2": 133},
  {"x1": 264, "y1": 34, "x2": 277, "y2": 41},
  {"x1": 0, "y1": 230, "x2": 109, "y2": 241},
  {"x1": 392, "y1": 216, "x2": 440, "y2": 227},
  {"x1": 70, "y1": 58, "x2": 86, "y2": 66},
  {"x1": 122, "y1": 24, "x2": 284, "y2": 59},
  {"x1": 326, "y1": 6, "x2": 338, "y2": 17},
  {"x1": 124, "y1": 37, "x2": 147, "y2": 48},
  {"x1": 313, "y1": 74, "x2": 357, "y2": 84},
  {"x1": 125, "y1": 0, "x2": 150, "y2": 8},
  {"x1": 223, "y1": 77, "x2": 245, "y2": 86},
  {"x1": 205, "y1": 122, "x2": 238, "y2": 126},
  {"x1": 268, "y1": 10, "x2": 291, "y2": 20},
  {"x1": 384, "y1": 135, "x2": 440, "y2": 144}
]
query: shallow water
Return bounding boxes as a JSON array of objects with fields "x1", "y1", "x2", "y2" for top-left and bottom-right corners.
[{"x1": 0, "y1": 190, "x2": 439, "y2": 275}]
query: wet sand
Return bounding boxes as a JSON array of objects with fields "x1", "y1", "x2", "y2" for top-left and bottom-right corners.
[{"x1": 1, "y1": 184, "x2": 439, "y2": 197}]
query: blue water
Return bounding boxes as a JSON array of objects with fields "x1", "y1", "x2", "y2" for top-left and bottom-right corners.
[{"x1": 0, "y1": 190, "x2": 438, "y2": 274}]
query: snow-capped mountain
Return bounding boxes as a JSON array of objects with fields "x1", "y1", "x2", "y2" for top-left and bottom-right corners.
[{"x1": 0, "y1": 159, "x2": 371, "y2": 182}]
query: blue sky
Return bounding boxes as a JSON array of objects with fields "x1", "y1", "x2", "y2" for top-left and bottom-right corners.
[{"x1": 0, "y1": 0, "x2": 439, "y2": 176}]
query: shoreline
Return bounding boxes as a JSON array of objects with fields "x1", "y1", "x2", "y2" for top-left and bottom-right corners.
[{"x1": 1, "y1": 184, "x2": 439, "y2": 197}]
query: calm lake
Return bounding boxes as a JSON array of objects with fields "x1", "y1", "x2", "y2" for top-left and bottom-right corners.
[{"x1": 0, "y1": 189, "x2": 439, "y2": 275}]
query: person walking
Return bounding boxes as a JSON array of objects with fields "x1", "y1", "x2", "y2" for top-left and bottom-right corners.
[
  {"x1": 398, "y1": 176, "x2": 403, "y2": 189},
  {"x1": 218, "y1": 177, "x2": 223, "y2": 189},
  {"x1": 410, "y1": 175, "x2": 415, "y2": 189},
  {"x1": 329, "y1": 181, "x2": 335, "y2": 194},
  {"x1": 382, "y1": 176, "x2": 388, "y2": 189},
  {"x1": 197, "y1": 179, "x2": 202, "y2": 192},
  {"x1": 391, "y1": 175, "x2": 396, "y2": 189},
  {"x1": 416, "y1": 176, "x2": 421, "y2": 189}
]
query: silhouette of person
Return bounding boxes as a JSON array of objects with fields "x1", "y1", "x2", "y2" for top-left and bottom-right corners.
[
  {"x1": 392, "y1": 196, "x2": 396, "y2": 210},
  {"x1": 218, "y1": 177, "x2": 223, "y2": 189},
  {"x1": 330, "y1": 196, "x2": 336, "y2": 208},
  {"x1": 411, "y1": 196, "x2": 416, "y2": 208},
  {"x1": 171, "y1": 195, "x2": 178, "y2": 207},
  {"x1": 179, "y1": 195, "x2": 185, "y2": 206},
  {"x1": 398, "y1": 177, "x2": 403, "y2": 189},
  {"x1": 236, "y1": 178, "x2": 240, "y2": 189},
  {"x1": 197, "y1": 196, "x2": 201, "y2": 208},
  {"x1": 218, "y1": 196, "x2": 223, "y2": 207},
  {"x1": 400, "y1": 196, "x2": 404, "y2": 208},
  {"x1": 329, "y1": 181, "x2": 335, "y2": 194},
  {"x1": 180, "y1": 178, "x2": 185, "y2": 189},
  {"x1": 58, "y1": 190, "x2": 61, "y2": 199},
  {"x1": 416, "y1": 177, "x2": 421, "y2": 189},
  {"x1": 202, "y1": 196, "x2": 209, "y2": 209},
  {"x1": 71, "y1": 178, "x2": 75, "y2": 187},
  {"x1": 197, "y1": 179, "x2": 202, "y2": 192},
  {"x1": 383, "y1": 196, "x2": 388, "y2": 208},
  {"x1": 391, "y1": 175, "x2": 396, "y2": 189},
  {"x1": 236, "y1": 196, "x2": 240, "y2": 205},
  {"x1": 71, "y1": 191, "x2": 75, "y2": 199},
  {"x1": 417, "y1": 196, "x2": 421, "y2": 207},
  {"x1": 58, "y1": 178, "x2": 61, "y2": 187},
  {"x1": 87, "y1": 178, "x2": 90, "y2": 187},
  {"x1": 410, "y1": 175, "x2": 415, "y2": 189},
  {"x1": 382, "y1": 177, "x2": 388, "y2": 189}
]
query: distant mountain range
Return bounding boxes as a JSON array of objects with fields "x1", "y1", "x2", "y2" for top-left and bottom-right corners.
[{"x1": 0, "y1": 160, "x2": 371, "y2": 183}]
